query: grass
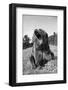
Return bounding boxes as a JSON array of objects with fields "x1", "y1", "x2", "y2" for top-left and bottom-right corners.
[{"x1": 23, "y1": 45, "x2": 57, "y2": 75}]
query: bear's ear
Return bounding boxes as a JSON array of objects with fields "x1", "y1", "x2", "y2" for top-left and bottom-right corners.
[
  {"x1": 46, "y1": 33, "x2": 48, "y2": 39},
  {"x1": 43, "y1": 33, "x2": 48, "y2": 41}
]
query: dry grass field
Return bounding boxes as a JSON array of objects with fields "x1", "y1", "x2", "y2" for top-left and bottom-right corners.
[{"x1": 23, "y1": 45, "x2": 57, "y2": 75}]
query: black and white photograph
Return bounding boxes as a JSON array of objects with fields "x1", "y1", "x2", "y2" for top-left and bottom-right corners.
[
  {"x1": 23, "y1": 15, "x2": 57, "y2": 75},
  {"x1": 9, "y1": 3, "x2": 66, "y2": 86}
]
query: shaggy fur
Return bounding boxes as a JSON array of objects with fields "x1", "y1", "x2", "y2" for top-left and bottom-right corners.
[{"x1": 30, "y1": 29, "x2": 54, "y2": 69}]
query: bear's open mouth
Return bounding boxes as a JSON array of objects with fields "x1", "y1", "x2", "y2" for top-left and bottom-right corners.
[{"x1": 34, "y1": 30, "x2": 41, "y2": 39}]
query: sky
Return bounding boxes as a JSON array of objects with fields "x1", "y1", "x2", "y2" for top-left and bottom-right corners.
[{"x1": 23, "y1": 15, "x2": 57, "y2": 40}]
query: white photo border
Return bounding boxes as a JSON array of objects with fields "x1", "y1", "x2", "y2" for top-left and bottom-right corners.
[{"x1": 16, "y1": 7, "x2": 64, "y2": 83}]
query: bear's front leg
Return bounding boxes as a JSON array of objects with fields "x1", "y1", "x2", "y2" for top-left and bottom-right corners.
[{"x1": 30, "y1": 55, "x2": 37, "y2": 69}]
